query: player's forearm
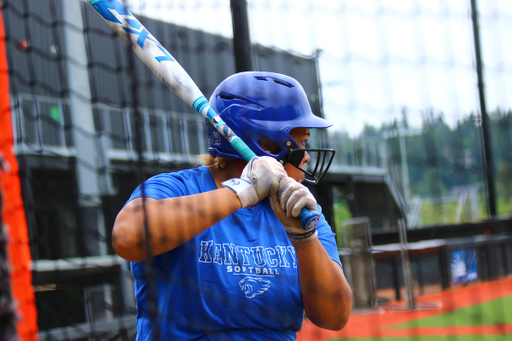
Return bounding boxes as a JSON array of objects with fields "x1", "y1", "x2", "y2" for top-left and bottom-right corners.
[
  {"x1": 112, "y1": 188, "x2": 242, "y2": 262},
  {"x1": 294, "y1": 238, "x2": 353, "y2": 330}
]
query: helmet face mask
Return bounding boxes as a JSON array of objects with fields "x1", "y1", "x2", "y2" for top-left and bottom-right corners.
[
  {"x1": 208, "y1": 71, "x2": 336, "y2": 184},
  {"x1": 281, "y1": 148, "x2": 336, "y2": 185}
]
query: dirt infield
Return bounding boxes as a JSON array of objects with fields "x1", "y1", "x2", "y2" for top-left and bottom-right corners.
[{"x1": 296, "y1": 276, "x2": 512, "y2": 340}]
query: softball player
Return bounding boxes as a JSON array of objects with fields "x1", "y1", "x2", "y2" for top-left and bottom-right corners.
[{"x1": 112, "y1": 72, "x2": 353, "y2": 340}]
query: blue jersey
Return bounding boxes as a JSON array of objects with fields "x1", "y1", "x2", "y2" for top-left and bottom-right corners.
[{"x1": 127, "y1": 166, "x2": 342, "y2": 341}]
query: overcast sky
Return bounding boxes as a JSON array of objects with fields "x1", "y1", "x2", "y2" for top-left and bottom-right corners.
[{"x1": 126, "y1": 0, "x2": 512, "y2": 136}]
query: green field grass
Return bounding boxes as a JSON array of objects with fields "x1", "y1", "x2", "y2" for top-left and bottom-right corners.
[
  {"x1": 390, "y1": 295, "x2": 512, "y2": 328},
  {"x1": 330, "y1": 295, "x2": 512, "y2": 341},
  {"x1": 332, "y1": 336, "x2": 512, "y2": 341}
]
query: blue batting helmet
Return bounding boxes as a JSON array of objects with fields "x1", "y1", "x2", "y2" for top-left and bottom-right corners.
[{"x1": 207, "y1": 71, "x2": 335, "y2": 184}]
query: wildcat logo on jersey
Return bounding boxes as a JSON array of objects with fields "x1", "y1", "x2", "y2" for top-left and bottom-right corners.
[{"x1": 239, "y1": 277, "x2": 270, "y2": 299}]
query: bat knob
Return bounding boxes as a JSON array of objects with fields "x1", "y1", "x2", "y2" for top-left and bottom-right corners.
[{"x1": 299, "y1": 208, "x2": 320, "y2": 231}]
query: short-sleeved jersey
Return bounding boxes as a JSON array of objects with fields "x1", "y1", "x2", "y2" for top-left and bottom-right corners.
[{"x1": 127, "y1": 166, "x2": 342, "y2": 341}]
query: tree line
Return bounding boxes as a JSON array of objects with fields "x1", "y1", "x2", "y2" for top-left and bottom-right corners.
[{"x1": 332, "y1": 108, "x2": 512, "y2": 216}]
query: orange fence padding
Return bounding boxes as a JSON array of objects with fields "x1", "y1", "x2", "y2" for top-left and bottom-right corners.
[{"x1": 0, "y1": 1, "x2": 39, "y2": 340}]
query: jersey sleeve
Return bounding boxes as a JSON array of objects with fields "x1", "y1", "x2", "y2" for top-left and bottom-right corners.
[
  {"x1": 316, "y1": 204, "x2": 343, "y2": 269},
  {"x1": 127, "y1": 172, "x2": 189, "y2": 202}
]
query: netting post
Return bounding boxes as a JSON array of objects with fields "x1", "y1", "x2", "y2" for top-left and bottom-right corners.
[
  {"x1": 470, "y1": 0, "x2": 496, "y2": 218},
  {"x1": 398, "y1": 218, "x2": 416, "y2": 310},
  {"x1": 230, "y1": 0, "x2": 253, "y2": 72}
]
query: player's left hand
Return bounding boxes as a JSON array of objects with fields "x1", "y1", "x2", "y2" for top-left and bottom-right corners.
[
  {"x1": 270, "y1": 176, "x2": 319, "y2": 242},
  {"x1": 277, "y1": 176, "x2": 317, "y2": 218}
]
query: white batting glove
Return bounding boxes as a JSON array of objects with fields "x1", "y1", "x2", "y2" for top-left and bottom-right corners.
[
  {"x1": 222, "y1": 156, "x2": 287, "y2": 208},
  {"x1": 276, "y1": 176, "x2": 319, "y2": 243},
  {"x1": 278, "y1": 177, "x2": 317, "y2": 218}
]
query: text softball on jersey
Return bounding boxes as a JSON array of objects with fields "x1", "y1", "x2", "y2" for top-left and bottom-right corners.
[
  {"x1": 198, "y1": 241, "x2": 297, "y2": 276},
  {"x1": 198, "y1": 241, "x2": 298, "y2": 298}
]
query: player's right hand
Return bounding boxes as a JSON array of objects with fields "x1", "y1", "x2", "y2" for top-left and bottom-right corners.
[{"x1": 222, "y1": 156, "x2": 287, "y2": 208}]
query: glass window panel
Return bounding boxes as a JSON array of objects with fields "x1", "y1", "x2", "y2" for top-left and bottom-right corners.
[
  {"x1": 63, "y1": 104, "x2": 74, "y2": 147},
  {"x1": 169, "y1": 117, "x2": 183, "y2": 154},
  {"x1": 22, "y1": 99, "x2": 37, "y2": 144},
  {"x1": 92, "y1": 107, "x2": 104, "y2": 132},
  {"x1": 187, "y1": 119, "x2": 200, "y2": 155},
  {"x1": 31, "y1": 169, "x2": 80, "y2": 260},
  {"x1": 86, "y1": 286, "x2": 113, "y2": 322},
  {"x1": 109, "y1": 110, "x2": 127, "y2": 150},
  {"x1": 150, "y1": 115, "x2": 166, "y2": 153},
  {"x1": 39, "y1": 102, "x2": 62, "y2": 146},
  {"x1": 130, "y1": 112, "x2": 147, "y2": 152}
]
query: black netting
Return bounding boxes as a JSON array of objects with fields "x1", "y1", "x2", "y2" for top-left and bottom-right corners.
[{"x1": 2, "y1": 0, "x2": 512, "y2": 340}]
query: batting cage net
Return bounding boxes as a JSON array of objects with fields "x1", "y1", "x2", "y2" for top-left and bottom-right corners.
[{"x1": 1, "y1": 0, "x2": 512, "y2": 340}]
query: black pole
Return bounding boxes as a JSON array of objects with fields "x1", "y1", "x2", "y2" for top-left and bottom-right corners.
[
  {"x1": 470, "y1": 0, "x2": 497, "y2": 217},
  {"x1": 230, "y1": 0, "x2": 253, "y2": 72}
]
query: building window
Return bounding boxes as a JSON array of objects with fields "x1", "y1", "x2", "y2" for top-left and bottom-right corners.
[{"x1": 18, "y1": 97, "x2": 68, "y2": 148}]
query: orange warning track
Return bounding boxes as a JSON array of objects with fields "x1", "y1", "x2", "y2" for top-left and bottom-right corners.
[
  {"x1": 297, "y1": 276, "x2": 512, "y2": 340},
  {"x1": 382, "y1": 325, "x2": 512, "y2": 337}
]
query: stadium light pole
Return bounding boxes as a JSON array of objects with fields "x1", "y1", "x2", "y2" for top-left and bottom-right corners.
[
  {"x1": 230, "y1": 0, "x2": 254, "y2": 72},
  {"x1": 470, "y1": 0, "x2": 497, "y2": 218}
]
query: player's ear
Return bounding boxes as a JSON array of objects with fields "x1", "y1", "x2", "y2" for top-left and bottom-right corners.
[{"x1": 259, "y1": 138, "x2": 281, "y2": 154}]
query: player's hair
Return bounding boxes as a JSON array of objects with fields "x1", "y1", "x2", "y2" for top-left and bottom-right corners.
[
  {"x1": 195, "y1": 154, "x2": 232, "y2": 170},
  {"x1": 197, "y1": 138, "x2": 278, "y2": 170}
]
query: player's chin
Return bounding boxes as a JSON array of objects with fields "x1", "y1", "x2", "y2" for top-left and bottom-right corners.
[{"x1": 287, "y1": 170, "x2": 305, "y2": 183}]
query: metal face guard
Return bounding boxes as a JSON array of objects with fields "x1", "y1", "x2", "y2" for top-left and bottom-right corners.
[{"x1": 283, "y1": 148, "x2": 336, "y2": 184}]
